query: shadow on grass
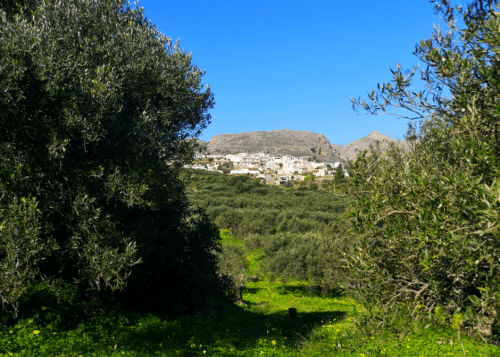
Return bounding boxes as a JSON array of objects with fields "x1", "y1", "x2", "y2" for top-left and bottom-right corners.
[
  {"x1": 65, "y1": 283, "x2": 498, "y2": 357},
  {"x1": 107, "y1": 302, "x2": 350, "y2": 355},
  {"x1": 1, "y1": 282, "x2": 355, "y2": 356},
  {"x1": 94, "y1": 282, "x2": 355, "y2": 355}
]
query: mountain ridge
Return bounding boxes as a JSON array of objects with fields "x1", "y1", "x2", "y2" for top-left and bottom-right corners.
[{"x1": 197, "y1": 129, "x2": 408, "y2": 162}]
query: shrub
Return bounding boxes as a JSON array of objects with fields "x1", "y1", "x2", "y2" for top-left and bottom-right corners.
[
  {"x1": 215, "y1": 210, "x2": 244, "y2": 232},
  {"x1": 348, "y1": 0, "x2": 500, "y2": 339},
  {"x1": 308, "y1": 183, "x2": 318, "y2": 190},
  {"x1": 262, "y1": 232, "x2": 351, "y2": 292},
  {"x1": 217, "y1": 244, "x2": 249, "y2": 284}
]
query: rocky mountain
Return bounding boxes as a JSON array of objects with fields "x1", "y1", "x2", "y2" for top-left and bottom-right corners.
[
  {"x1": 335, "y1": 131, "x2": 410, "y2": 161},
  {"x1": 198, "y1": 129, "x2": 409, "y2": 162},
  {"x1": 205, "y1": 129, "x2": 343, "y2": 162}
]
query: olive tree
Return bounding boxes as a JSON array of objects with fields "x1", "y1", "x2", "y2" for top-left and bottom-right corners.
[
  {"x1": 334, "y1": 164, "x2": 345, "y2": 183},
  {"x1": 0, "y1": 0, "x2": 229, "y2": 314},
  {"x1": 347, "y1": 0, "x2": 500, "y2": 342}
]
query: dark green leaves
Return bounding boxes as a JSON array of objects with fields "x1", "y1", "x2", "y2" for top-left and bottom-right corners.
[
  {"x1": 348, "y1": 0, "x2": 500, "y2": 341},
  {"x1": 0, "y1": 0, "x2": 222, "y2": 315}
]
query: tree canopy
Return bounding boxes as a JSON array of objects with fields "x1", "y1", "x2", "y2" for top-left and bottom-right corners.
[
  {"x1": 347, "y1": 0, "x2": 500, "y2": 340},
  {"x1": 0, "y1": 0, "x2": 228, "y2": 314}
]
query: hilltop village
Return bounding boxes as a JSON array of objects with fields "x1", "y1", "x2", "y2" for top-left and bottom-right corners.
[{"x1": 184, "y1": 152, "x2": 348, "y2": 185}]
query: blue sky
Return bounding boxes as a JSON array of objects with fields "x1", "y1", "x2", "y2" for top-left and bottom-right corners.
[{"x1": 139, "y1": 0, "x2": 462, "y2": 145}]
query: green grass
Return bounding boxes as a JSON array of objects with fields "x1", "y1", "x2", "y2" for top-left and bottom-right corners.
[
  {"x1": 2, "y1": 229, "x2": 499, "y2": 356},
  {"x1": 1, "y1": 278, "x2": 499, "y2": 356},
  {"x1": 0, "y1": 280, "x2": 354, "y2": 357},
  {"x1": 2, "y1": 180, "x2": 499, "y2": 356}
]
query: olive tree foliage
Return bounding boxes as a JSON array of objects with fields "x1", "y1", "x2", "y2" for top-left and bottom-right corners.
[
  {"x1": 348, "y1": 0, "x2": 500, "y2": 340},
  {"x1": 334, "y1": 164, "x2": 345, "y2": 184},
  {"x1": 0, "y1": 0, "x2": 226, "y2": 314}
]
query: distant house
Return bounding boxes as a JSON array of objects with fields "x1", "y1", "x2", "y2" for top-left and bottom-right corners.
[
  {"x1": 230, "y1": 156, "x2": 243, "y2": 163},
  {"x1": 313, "y1": 169, "x2": 327, "y2": 177},
  {"x1": 241, "y1": 157, "x2": 260, "y2": 166},
  {"x1": 183, "y1": 164, "x2": 207, "y2": 170},
  {"x1": 247, "y1": 167, "x2": 261, "y2": 175},
  {"x1": 229, "y1": 167, "x2": 262, "y2": 175},
  {"x1": 275, "y1": 175, "x2": 303, "y2": 185},
  {"x1": 257, "y1": 174, "x2": 274, "y2": 183},
  {"x1": 311, "y1": 162, "x2": 326, "y2": 169},
  {"x1": 275, "y1": 176, "x2": 291, "y2": 185}
]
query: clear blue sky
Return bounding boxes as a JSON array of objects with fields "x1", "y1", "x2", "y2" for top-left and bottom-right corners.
[{"x1": 139, "y1": 0, "x2": 463, "y2": 145}]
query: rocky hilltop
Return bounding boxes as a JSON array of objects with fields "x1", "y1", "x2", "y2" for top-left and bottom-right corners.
[
  {"x1": 207, "y1": 129, "x2": 343, "y2": 161},
  {"x1": 199, "y1": 129, "x2": 408, "y2": 162},
  {"x1": 335, "y1": 131, "x2": 410, "y2": 161}
]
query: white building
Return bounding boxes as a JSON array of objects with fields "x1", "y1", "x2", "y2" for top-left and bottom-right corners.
[
  {"x1": 183, "y1": 164, "x2": 207, "y2": 170},
  {"x1": 313, "y1": 169, "x2": 327, "y2": 177},
  {"x1": 229, "y1": 167, "x2": 262, "y2": 175},
  {"x1": 311, "y1": 162, "x2": 327, "y2": 169},
  {"x1": 240, "y1": 157, "x2": 261, "y2": 166}
]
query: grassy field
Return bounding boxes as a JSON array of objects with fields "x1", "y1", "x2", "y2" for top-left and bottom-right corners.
[
  {"x1": 1, "y1": 231, "x2": 499, "y2": 356},
  {"x1": 1, "y1": 276, "x2": 499, "y2": 356}
]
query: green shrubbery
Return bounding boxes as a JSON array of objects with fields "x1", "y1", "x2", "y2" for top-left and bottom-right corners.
[
  {"x1": 0, "y1": 0, "x2": 230, "y2": 316},
  {"x1": 186, "y1": 170, "x2": 350, "y2": 239},
  {"x1": 348, "y1": 0, "x2": 500, "y2": 341},
  {"x1": 262, "y1": 232, "x2": 351, "y2": 293},
  {"x1": 186, "y1": 170, "x2": 353, "y2": 291}
]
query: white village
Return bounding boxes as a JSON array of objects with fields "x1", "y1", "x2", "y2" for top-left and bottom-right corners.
[{"x1": 184, "y1": 152, "x2": 348, "y2": 185}]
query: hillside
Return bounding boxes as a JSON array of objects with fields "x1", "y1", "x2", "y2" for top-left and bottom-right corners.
[
  {"x1": 199, "y1": 129, "x2": 409, "y2": 162},
  {"x1": 335, "y1": 131, "x2": 410, "y2": 161},
  {"x1": 205, "y1": 129, "x2": 342, "y2": 161}
]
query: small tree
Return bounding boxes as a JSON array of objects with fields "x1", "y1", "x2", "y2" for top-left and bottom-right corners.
[
  {"x1": 348, "y1": 0, "x2": 500, "y2": 340},
  {"x1": 304, "y1": 174, "x2": 315, "y2": 182},
  {"x1": 334, "y1": 166, "x2": 345, "y2": 184}
]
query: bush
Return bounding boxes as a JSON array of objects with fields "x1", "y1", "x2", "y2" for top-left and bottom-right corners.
[
  {"x1": 349, "y1": 0, "x2": 500, "y2": 339},
  {"x1": 204, "y1": 205, "x2": 230, "y2": 221},
  {"x1": 308, "y1": 183, "x2": 318, "y2": 190},
  {"x1": 334, "y1": 166, "x2": 345, "y2": 183},
  {"x1": 0, "y1": 197, "x2": 53, "y2": 311},
  {"x1": 215, "y1": 210, "x2": 244, "y2": 232},
  {"x1": 217, "y1": 244, "x2": 249, "y2": 284},
  {"x1": 262, "y1": 231, "x2": 351, "y2": 292}
]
